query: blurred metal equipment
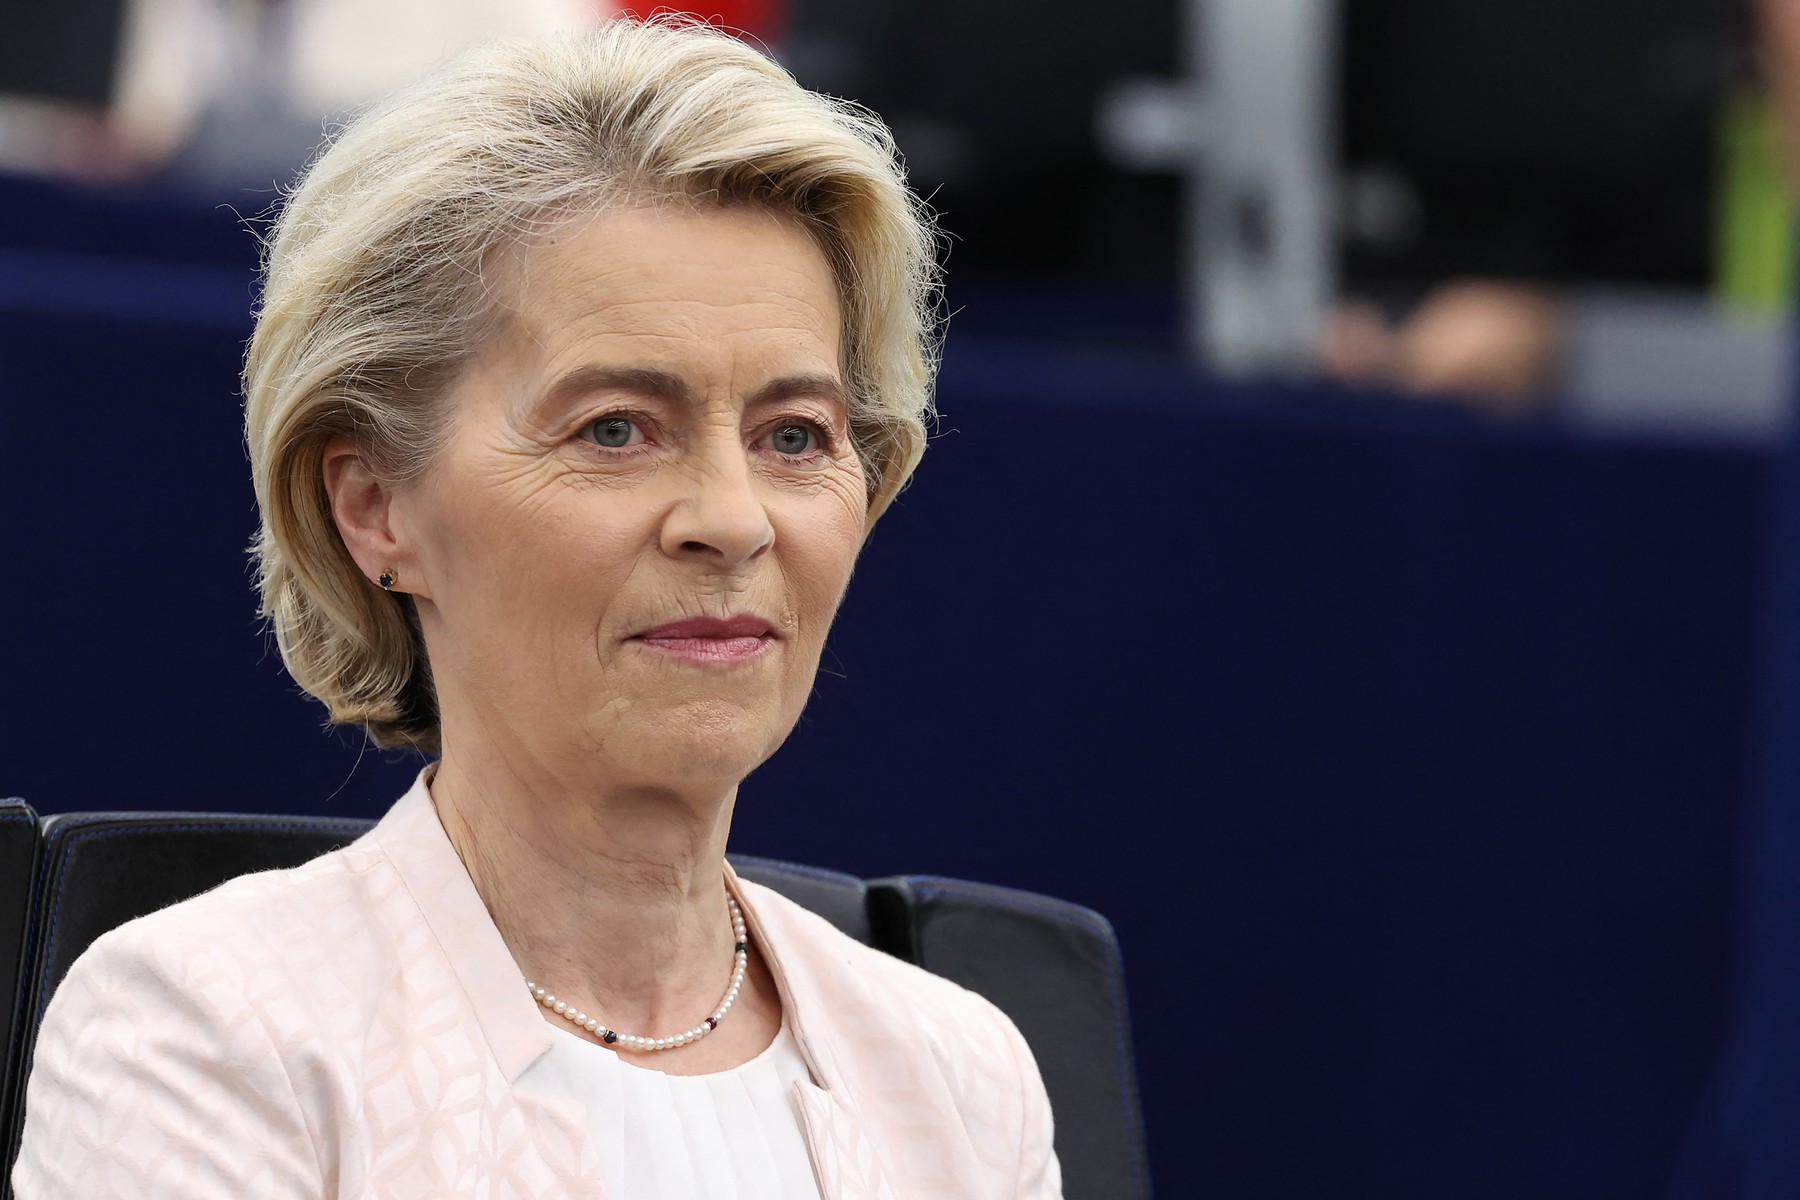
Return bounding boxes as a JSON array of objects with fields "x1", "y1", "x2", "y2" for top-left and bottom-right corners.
[
  {"x1": 1561, "y1": 292, "x2": 1789, "y2": 440},
  {"x1": 1099, "y1": 0, "x2": 1340, "y2": 375}
]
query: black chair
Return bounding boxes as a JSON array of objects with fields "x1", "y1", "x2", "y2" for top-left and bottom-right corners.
[
  {"x1": 0, "y1": 798, "x2": 39, "y2": 1196},
  {"x1": 2, "y1": 808, "x2": 1149, "y2": 1198}
]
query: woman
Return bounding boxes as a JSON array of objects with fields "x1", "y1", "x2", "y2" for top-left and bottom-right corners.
[{"x1": 12, "y1": 19, "x2": 1060, "y2": 1198}]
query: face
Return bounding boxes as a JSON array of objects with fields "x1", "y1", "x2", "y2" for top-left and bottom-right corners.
[{"x1": 384, "y1": 203, "x2": 865, "y2": 790}]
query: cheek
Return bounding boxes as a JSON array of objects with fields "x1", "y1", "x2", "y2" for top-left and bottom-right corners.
[
  {"x1": 784, "y1": 490, "x2": 867, "y2": 635},
  {"x1": 420, "y1": 468, "x2": 649, "y2": 623}
]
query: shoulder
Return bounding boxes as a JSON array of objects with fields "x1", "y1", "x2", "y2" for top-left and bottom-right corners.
[
  {"x1": 76, "y1": 832, "x2": 397, "y2": 981},
  {"x1": 12, "y1": 847, "x2": 392, "y2": 1198},
  {"x1": 40, "y1": 831, "x2": 409, "y2": 1059}
]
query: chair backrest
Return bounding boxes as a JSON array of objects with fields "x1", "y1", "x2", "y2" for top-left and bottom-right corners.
[
  {"x1": 1, "y1": 812, "x2": 1148, "y2": 1199},
  {"x1": 871, "y1": 875, "x2": 1151, "y2": 1200},
  {"x1": 0, "y1": 799, "x2": 38, "y2": 1188}
]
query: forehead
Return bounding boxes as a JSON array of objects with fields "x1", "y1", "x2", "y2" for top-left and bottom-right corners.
[{"x1": 496, "y1": 202, "x2": 843, "y2": 366}]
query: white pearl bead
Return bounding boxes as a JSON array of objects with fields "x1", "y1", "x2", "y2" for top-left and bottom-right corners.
[{"x1": 525, "y1": 888, "x2": 749, "y2": 1053}]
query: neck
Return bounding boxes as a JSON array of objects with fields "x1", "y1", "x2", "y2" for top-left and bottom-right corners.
[{"x1": 429, "y1": 722, "x2": 742, "y2": 1038}]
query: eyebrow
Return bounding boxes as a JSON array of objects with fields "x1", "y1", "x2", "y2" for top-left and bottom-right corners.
[
  {"x1": 537, "y1": 365, "x2": 694, "y2": 415},
  {"x1": 746, "y1": 373, "x2": 847, "y2": 410},
  {"x1": 534, "y1": 365, "x2": 846, "y2": 418}
]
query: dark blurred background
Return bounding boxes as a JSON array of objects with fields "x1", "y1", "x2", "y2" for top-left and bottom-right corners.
[{"x1": 6, "y1": 0, "x2": 1800, "y2": 1195}]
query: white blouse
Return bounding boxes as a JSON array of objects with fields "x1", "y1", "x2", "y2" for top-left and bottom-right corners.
[{"x1": 516, "y1": 1020, "x2": 825, "y2": 1200}]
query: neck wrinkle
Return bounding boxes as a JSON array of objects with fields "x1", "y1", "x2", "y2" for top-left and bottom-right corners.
[{"x1": 428, "y1": 733, "x2": 741, "y2": 1036}]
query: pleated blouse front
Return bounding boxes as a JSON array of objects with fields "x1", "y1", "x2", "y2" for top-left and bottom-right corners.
[{"x1": 516, "y1": 1020, "x2": 825, "y2": 1200}]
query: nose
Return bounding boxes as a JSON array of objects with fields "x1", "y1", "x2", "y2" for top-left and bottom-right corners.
[{"x1": 659, "y1": 448, "x2": 775, "y2": 569}]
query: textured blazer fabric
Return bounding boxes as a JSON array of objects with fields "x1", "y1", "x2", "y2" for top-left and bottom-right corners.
[{"x1": 11, "y1": 775, "x2": 1062, "y2": 1198}]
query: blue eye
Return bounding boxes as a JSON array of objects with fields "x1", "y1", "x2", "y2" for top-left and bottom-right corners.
[
  {"x1": 769, "y1": 424, "x2": 815, "y2": 455},
  {"x1": 587, "y1": 417, "x2": 638, "y2": 448}
]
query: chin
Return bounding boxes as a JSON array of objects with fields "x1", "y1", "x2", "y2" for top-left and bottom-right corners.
[{"x1": 599, "y1": 698, "x2": 795, "y2": 789}]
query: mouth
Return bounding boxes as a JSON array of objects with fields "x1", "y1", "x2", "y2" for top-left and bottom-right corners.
[{"x1": 628, "y1": 614, "x2": 778, "y2": 664}]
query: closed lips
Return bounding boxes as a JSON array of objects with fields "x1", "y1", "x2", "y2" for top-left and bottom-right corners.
[
  {"x1": 632, "y1": 616, "x2": 776, "y2": 641},
  {"x1": 630, "y1": 616, "x2": 777, "y2": 662}
]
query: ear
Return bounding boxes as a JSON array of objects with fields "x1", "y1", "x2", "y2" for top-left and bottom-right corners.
[{"x1": 322, "y1": 436, "x2": 431, "y2": 599}]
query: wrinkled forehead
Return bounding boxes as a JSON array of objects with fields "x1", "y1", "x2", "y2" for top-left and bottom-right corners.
[
  {"x1": 480, "y1": 194, "x2": 843, "y2": 327},
  {"x1": 450, "y1": 201, "x2": 847, "y2": 427}
]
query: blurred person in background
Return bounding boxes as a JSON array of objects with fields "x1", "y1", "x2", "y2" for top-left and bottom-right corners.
[
  {"x1": 0, "y1": 0, "x2": 600, "y2": 188},
  {"x1": 1754, "y1": 0, "x2": 1800, "y2": 182},
  {"x1": 1319, "y1": 0, "x2": 1778, "y2": 424}
]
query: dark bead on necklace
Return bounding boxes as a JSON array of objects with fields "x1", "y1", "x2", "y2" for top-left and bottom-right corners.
[
  {"x1": 602, "y1": 1030, "x2": 618, "y2": 1044},
  {"x1": 734, "y1": 942, "x2": 748, "y2": 954},
  {"x1": 706, "y1": 1017, "x2": 718, "y2": 1030}
]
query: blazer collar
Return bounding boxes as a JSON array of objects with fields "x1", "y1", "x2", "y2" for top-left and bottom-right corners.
[
  {"x1": 723, "y1": 862, "x2": 842, "y2": 1091},
  {"x1": 367, "y1": 768, "x2": 557, "y2": 1082}
]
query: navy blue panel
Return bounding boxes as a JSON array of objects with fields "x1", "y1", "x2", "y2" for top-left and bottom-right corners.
[
  {"x1": 0, "y1": 300, "x2": 428, "y2": 819},
  {"x1": 1670, "y1": 341, "x2": 1800, "y2": 1200},
  {"x1": 0, "y1": 169, "x2": 264, "y2": 266}
]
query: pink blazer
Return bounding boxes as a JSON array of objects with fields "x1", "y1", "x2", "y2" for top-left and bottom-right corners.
[{"x1": 12, "y1": 776, "x2": 1062, "y2": 1198}]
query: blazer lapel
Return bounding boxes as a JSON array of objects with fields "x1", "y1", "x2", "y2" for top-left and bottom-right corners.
[
  {"x1": 507, "y1": 1091, "x2": 609, "y2": 1196},
  {"x1": 731, "y1": 867, "x2": 910, "y2": 1200},
  {"x1": 372, "y1": 774, "x2": 609, "y2": 1195},
  {"x1": 792, "y1": 1081, "x2": 903, "y2": 1200}
]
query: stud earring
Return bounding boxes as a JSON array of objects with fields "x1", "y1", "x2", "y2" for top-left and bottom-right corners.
[{"x1": 377, "y1": 570, "x2": 397, "y2": 591}]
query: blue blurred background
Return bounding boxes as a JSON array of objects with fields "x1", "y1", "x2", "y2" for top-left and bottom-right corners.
[{"x1": 6, "y1": 0, "x2": 1800, "y2": 1195}]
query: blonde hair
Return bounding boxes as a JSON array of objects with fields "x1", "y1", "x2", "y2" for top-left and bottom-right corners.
[{"x1": 244, "y1": 18, "x2": 940, "y2": 753}]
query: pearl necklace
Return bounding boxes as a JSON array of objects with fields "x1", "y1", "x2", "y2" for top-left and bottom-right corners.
[{"x1": 524, "y1": 893, "x2": 749, "y2": 1053}]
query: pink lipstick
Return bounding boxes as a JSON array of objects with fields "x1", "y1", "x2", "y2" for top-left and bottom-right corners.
[{"x1": 630, "y1": 615, "x2": 776, "y2": 664}]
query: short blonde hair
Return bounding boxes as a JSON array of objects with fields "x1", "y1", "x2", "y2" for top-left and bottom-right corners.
[{"x1": 244, "y1": 18, "x2": 940, "y2": 753}]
